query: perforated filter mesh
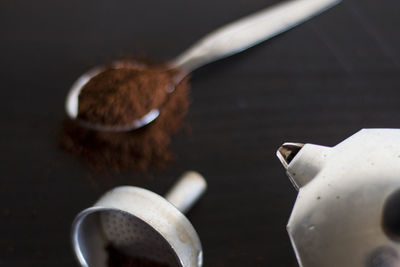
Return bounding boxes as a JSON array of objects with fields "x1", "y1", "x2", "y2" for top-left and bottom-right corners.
[{"x1": 100, "y1": 210, "x2": 180, "y2": 266}]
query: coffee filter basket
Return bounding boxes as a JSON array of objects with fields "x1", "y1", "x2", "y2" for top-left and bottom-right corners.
[{"x1": 72, "y1": 171, "x2": 206, "y2": 267}]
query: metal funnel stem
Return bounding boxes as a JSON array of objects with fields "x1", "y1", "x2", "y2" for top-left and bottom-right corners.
[{"x1": 165, "y1": 171, "x2": 207, "y2": 214}]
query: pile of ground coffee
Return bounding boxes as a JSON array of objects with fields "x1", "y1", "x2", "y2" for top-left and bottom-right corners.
[
  {"x1": 106, "y1": 244, "x2": 170, "y2": 267},
  {"x1": 60, "y1": 61, "x2": 190, "y2": 171},
  {"x1": 78, "y1": 62, "x2": 174, "y2": 126}
]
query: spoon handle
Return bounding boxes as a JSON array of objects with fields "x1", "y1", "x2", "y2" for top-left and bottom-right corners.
[{"x1": 171, "y1": 0, "x2": 341, "y2": 73}]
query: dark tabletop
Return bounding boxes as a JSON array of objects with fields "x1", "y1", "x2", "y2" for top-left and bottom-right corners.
[{"x1": 2, "y1": 0, "x2": 400, "y2": 266}]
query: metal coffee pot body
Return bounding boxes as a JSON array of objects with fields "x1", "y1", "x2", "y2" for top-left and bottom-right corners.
[{"x1": 277, "y1": 129, "x2": 400, "y2": 267}]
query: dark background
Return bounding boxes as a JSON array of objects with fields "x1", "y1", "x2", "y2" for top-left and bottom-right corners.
[{"x1": 1, "y1": 0, "x2": 400, "y2": 266}]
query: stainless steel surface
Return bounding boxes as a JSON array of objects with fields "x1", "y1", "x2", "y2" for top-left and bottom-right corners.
[
  {"x1": 171, "y1": 0, "x2": 341, "y2": 73},
  {"x1": 65, "y1": 0, "x2": 341, "y2": 132},
  {"x1": 165, "y1": 172, "x2": 207, "y2": 214},
  {"x1": 277, "y1": 129, "x2": 400, "y2": 267},
  {"x1": 71, "y1": 171, "x2": 206, "y2": 267}
]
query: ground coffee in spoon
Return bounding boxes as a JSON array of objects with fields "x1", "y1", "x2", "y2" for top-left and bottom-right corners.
[
  {"x1": 77, "y1": 62, "x2": 175, "y2": 126},
  {"x1": 60, "y1": 60, "x2": 190, "y2": 171}
]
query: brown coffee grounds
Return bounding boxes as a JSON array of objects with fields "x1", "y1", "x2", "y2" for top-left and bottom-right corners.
[
  {"x1": 60, "y1": 61, "x2": 190, "y2": 171},
  {"x1": 106, "y1": 244, "x2": 170, "y2": 267},
  {"x1": 78, "y1": 62, "x2": 174, "y2": 126}
]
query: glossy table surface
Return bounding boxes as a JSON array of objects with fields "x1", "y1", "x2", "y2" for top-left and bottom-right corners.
[{"x1": 1, "y1": 0, "x2": 400, "y2": 266}]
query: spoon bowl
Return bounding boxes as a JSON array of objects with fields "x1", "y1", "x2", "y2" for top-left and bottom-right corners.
[{"x1": 65, "y1": 63, "x2": 165, "y2": 132}]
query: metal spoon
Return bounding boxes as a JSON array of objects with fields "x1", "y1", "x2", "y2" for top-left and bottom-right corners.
[{"x1": 65, "y1": 0, "x2": 341, "y2": 132}]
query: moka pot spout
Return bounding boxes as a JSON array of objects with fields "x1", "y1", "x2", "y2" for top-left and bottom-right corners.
[{"x1": 277, "y1": 143, "x2": 331, "y2": 190}]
